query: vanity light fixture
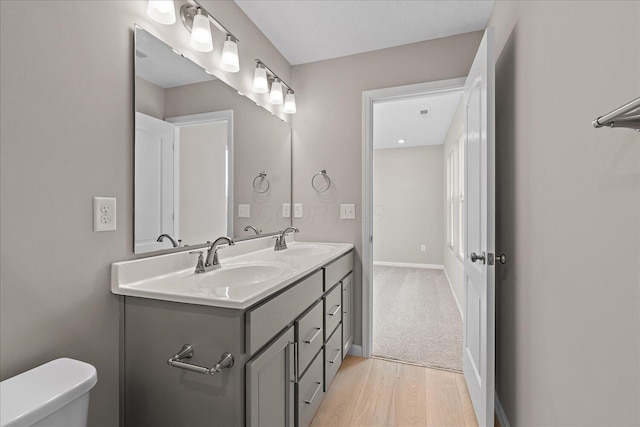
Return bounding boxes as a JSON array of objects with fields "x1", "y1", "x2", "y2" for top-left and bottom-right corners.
[
  {"x1": 147, "y1": 0, "x2": 176, "y2": 25},
  {"x1": 254, "y1": 59, "x2": 297, "y2": 113},
  {"x1": 179, "y1": 1, "x2": 241, "y2": 71},
  {"x1": 189, "y1": 8, "x2": 213, "y2": 52},
  {"x1": 269, "y1": 78, "x2": 284, "y2": 105},
  {"x1": 220, "y1": 35, "x2": 240, "y2": 72},
  {"x1": 252, "y1": 63, "x2": 269, "y2": 94},
  {"x1": 283, "y1": 89, "x2": 297, "y2": 114}
]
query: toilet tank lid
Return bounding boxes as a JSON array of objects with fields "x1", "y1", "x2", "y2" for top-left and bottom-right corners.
[{"x1": 0, "y1": 358, "x2": 97, "y2": 427}]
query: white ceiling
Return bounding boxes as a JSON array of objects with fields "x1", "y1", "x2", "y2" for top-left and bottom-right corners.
[
  {"x1": 373, "y1": 90, "x2": 462, "y2": 150},
  {"x1": 135, "y1": 27, "x2": 216, "y2": 88},
  {"x1": 234, "y1": 0, "x2": 494, "y2": 65}
]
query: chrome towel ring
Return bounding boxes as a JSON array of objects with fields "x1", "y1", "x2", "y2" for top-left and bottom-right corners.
[
  {"x1": 253, "y1": 171, "x2": 270, "y2": 193},
  {"x1": 312, "y1": 169, "x2": 331, "y2": 193}
]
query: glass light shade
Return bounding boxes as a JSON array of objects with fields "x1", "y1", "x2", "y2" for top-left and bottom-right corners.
[
  {"x1": 283, "y1": 90, "x2": 297, "y2": 114},
  {"x1": 190, "y1": 11, "x2": 213, "y2": 52},
  {"x1": 253, "y1": 66, "x2": 269, "y2": 93},
  {"x1": 147, "y1": 0, "x2": 176, "y2": 24},
  {"x1": 269, "y1": 80, "x2": 284, "y2": 105},
  {"x1": 220, "y1": 37, "x2": 240, "y2": 73}
]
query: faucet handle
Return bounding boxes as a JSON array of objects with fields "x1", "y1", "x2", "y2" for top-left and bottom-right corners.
[{"x1": 189, "y1": 251, "x2": 206, "y2": 274}]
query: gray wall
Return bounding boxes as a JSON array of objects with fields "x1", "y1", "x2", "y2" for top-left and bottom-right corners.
[
  {"x1": 135, "y1": 77, "x2": 165, "y2": 119},
  {"x1": 0, "y1": 1, "x2": 290, "y2": 425},
  {"x1": 488, "y1": 1, "x2": 640, "y2": 425},
  {"x1": 373, "y1": 145, "x2": 444, "y2": 265},
  {"x1": 442, "y1": 100, "x2": 465, "y2": 313},
  {"x1": 291, "y1": 31, "x2": 484, "y2": 346}
]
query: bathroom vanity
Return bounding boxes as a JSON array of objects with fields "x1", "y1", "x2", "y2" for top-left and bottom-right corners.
[{"x1": 113, "y1": 238, "x2": 354, "y2": 426}]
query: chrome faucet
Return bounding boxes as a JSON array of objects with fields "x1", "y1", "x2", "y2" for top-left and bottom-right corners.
[
  {"x1": 157, "y1": 233, "x2": 180, "y2": 247},
  {"x1": 274, "y1": 227, "x2": 299, "y2": 251},
  {"x1": 244, "y1": 225, "x2": 261, "y2": 235},
  {"x1": 201, "y1": 236, "x2": 235, "y2": 272}
]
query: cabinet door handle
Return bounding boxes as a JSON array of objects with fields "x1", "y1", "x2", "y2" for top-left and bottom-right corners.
[
  {"x1": 328, "y1": 305, "x2": 341, "y2": 316},
  {"x1": 291, "y1": 342, "x2": 299, "y2": 384},
  {"x1": 304, "y1": 327, "x2": 322, "y2": 344},
  {"x1": 304, "y1": 381, "x2": 322, "y2": 405},
  {"x1": 329, "y1": 349, "x2": 341, "y2": 364}
]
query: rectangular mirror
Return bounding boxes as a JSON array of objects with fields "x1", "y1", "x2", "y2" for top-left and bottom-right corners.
[{"x1": 134, "y1": 25, "x2": 291, "y2": 254}]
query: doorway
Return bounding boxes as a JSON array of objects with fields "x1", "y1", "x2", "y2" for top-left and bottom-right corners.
[{"x1": 367, "y1": 82, "x2": 466, "y2": 372}]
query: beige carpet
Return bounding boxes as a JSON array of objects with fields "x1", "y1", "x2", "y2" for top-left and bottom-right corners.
[{"x1": 372, "y1": 265, "x2": 463, "y2": 372}]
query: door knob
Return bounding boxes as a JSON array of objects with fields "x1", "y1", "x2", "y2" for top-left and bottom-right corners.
[
  {"x1": 470, "y1": 252, "x2": 486, "y2": 264},
  {"x1": 497, "y1": 253, "x2": 507, "y2": 264}
]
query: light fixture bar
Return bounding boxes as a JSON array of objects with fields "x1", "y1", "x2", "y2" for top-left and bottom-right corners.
[
  {"x1": 255, "y1": 59, "x2": 294, "y2": 94},
  {"x1": 180, "y1": 0, "x2": 239, "y2": 43}
]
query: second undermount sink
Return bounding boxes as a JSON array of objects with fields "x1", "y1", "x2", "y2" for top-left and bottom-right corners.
[
  {"x1": 196, "y1": 262, "x2": 288, "y2": 288},
  {"x1": 277, "y1": 244, "x2": 334, "y2": 257}
]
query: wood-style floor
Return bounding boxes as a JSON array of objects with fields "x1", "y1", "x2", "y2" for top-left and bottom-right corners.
[{"x1": 310, "y1": 356, "x2": 478, "y2": 427}]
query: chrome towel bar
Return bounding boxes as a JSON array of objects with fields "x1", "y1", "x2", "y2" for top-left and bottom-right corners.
[
  {"x1": 167, "y1": 344, "x2": 234, "y2": 375},
  {"x1": 593, "y1": 97, "x2": 640, "y2": 131}
]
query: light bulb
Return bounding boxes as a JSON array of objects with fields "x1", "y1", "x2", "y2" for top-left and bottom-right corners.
[
  {"x1": 283, "y1": 90, "x2": 297, "y2": 114},
  {"x1": 253, "y1": 64, "x2": 269, "y2": 94},
  {"x1": 147, "y1": 0, "x2": 176, "y2": 24},
  {"x1": 269, "y1": 79, "x2": 283, "y2": 105},
  {"x1": 220, "y1": 35, "x2": 239, "y2": 73},
  {"x1": 190, "y1": 9, "x2": 213, "y2": 52}
]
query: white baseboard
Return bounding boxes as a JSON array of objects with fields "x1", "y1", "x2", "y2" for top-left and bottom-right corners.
[
  {"x1": 495, "y1": 393, "x2": 511, "y2": 427},
  {"x1": 443, "y1": 267, "x2": 463, "y2": 320},
  {"x1": 347, "y1": 345, "x2": 363, "y2": 357},
  {"x1": 373, "y1": 261, "x2": 444, "y2": 270}
]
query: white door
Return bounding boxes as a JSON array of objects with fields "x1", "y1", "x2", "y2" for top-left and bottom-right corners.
[
  {"x1": 135, "y1": 112, "x2": 176, "y2": 253},
  {"x1": 463, "y1": 28, "x2": 495, "y2": 427}
]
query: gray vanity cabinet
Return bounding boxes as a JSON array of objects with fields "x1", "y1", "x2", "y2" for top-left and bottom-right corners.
[
  {"x1": 246, "y1": 327, "x2": 295, "y2": 427},
  {"x1": 342, "y1": 273, "x2": 353, "y2": 358}
]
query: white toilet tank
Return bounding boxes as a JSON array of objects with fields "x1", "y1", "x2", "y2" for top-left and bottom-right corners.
[{"x1": 0, "y1": 358, "x2": 97, "y2": 427}]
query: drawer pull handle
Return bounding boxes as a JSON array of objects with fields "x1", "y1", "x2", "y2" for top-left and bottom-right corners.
[
  {"x1": 329, "y1": 349, "x2": 341, "y2": 364},
  {"x1": 304, "y1": 327, "x2": 322, "y2": 344},
  {"x1": 167, "y1": 344, "x2": 234, "y2": 375},
  {"x1": 304, "y1": 381, "x2": 322, "y2": 405},
  {"x1": 328, "y1": 305, "x2": 341, "y2": 316}
]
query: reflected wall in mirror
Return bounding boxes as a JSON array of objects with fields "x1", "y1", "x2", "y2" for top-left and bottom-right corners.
[{"x1": 134, "y1": 26, "x2": 292, "y2": 254}]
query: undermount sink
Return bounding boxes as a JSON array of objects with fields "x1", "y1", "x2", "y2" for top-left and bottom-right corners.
[
  {"x1": 277, "y1": 244, "x2": 334, "y2": 257},
  {"x1": 196, "y1": 262, "x2": 287, "y2": 288}
]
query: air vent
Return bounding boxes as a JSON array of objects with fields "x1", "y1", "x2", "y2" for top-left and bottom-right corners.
[{"x1": 419, "y1": 108, "x2": 431, "y2": 118}]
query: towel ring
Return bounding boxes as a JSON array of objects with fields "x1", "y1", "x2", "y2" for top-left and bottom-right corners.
[
  {"x1": 311, "y1": 169, "x2": 331, "y2": 193},
  {"x1": 253, "y1": 172, "x2": 270, "y2": 194}
]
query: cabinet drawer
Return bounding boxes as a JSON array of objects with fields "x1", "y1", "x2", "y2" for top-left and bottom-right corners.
[
  {"x1": 324, "y1": 324, "x2": 342, "y2": 392},
  {"x1": 323, "y1": 251, "x2": 353, "y2": 291},
  {"x1": 297, "y1": 351, "x2": 324, "y2": 427},
  {"x1": 342, "y1": 273, "x2": 353, "y2": 358},
  {"x1": 296, "y1": 301, "x2": 324, "y2": 375},
  {"x1": 324, "y1": 284, "x2": 342, "y2": 340},
  {"x1": 246, "y1": 270, "x2": 323, "y2": 355}
]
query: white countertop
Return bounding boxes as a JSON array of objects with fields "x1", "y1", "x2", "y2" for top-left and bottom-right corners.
[{"x1": 111, "y1": 237, "x2": 354, "y2": 309}]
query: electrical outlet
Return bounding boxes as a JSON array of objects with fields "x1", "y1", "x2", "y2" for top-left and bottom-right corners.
[
  {"x1": 282, "y1": 203, "x2": 291, "y2": 218},
  {"x1": 421, "y1": 244, "x2": 426, "y2": 252},
  {"x1": 94, "y1": 197, "x2": 116, "y2": 232},
  {"x1": 294, "y1": 203, "x2": 303, "y2": 218},
  {"x1": 340, "y1": 204, "x2": 356, "y2": 220},
  {"x1": 238, "y1": 204, "x2": 250, "y2": 218}
]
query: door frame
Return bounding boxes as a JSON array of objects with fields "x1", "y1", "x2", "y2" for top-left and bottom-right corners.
[
  {"x1": 166, "y1": 110, "x2": 234, "y2": 238},
  {"x1": 361, "y1": 78, "x2": 466, "y2": 358}
]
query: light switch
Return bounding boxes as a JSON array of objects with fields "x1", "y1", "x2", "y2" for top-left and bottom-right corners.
[
  {"x1": 340, "y1": 204, "x2": 356, "y2": 220},
  {"x1": 238, "y1": 204, "x2": 250, "y2": 218},
  {"x1": 94, "y1": 197, "x2": 116, "y2": 231},
  {"x1": 282, "y1": 203, "x2": 291, "y2": 218},
  {"x1": 294, "y1": 203, "x2": 303, "y2": 218}
]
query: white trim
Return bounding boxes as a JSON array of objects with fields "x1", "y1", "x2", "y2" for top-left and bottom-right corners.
[
  {"x1": 362, "y1": 77, "x2": 466, "y2": 359},
  {"x1": 495, "y1": 393, "x2": 511, "y2": 427},
  {"x1": 373, "y1": 261, "x2": 444, "y2": 270},
  {"x1": 443, "y1": 267, "x2": 463, "y2": 320},
  {"x1": 347, "y1": 345, "x2": 363, "y2": 358},
  {"x1": 165, "y1": 110, "x2": 234, "y2": 236}
]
